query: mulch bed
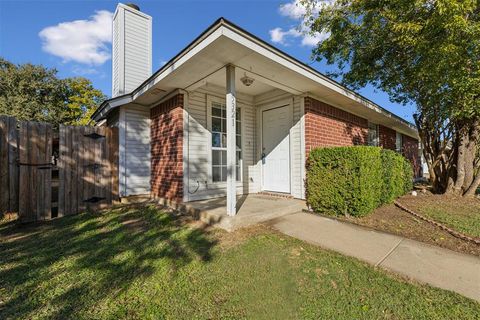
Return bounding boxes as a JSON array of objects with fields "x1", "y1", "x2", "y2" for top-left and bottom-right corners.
[{"x1": 338, "y1": 194, "x2": 480, "y2": 257}]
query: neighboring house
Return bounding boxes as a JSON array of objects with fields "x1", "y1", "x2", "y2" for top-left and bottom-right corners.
[{"x1": 92, "y1": 3, "x2": 420, "y2": 215}]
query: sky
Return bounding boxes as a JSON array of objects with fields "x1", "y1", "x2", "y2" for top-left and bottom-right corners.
[{"x1": 0, "y1": 0, "x2": 416, "y2": 122}]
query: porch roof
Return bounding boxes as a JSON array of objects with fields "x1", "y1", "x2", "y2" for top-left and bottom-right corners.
[{"x1": 92, "y1": 17, "x2": 418, "y2": 138}]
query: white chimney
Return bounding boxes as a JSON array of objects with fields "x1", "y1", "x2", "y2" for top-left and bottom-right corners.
[{"x1": 112, "y1": 3, "x2": 152, "y2": 97}]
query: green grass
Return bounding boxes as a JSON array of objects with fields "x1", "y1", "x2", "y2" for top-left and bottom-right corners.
[
  {"x1": 416, "y1": 199, "x2": 480, "y2": 238},
  {"x1": 1, "y1": 205, "x2": 479, "y2": 319}
]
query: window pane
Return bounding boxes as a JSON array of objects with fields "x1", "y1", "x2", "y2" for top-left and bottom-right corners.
[
  {"x1": 221, "y1": 118, "x2": 226, "y2": 133},
  {"x1": 221, "y1": 133, "x2": 227, "y2": 148},
  {"x1": 236, "y1": 136, "x2": 241, "y2": 149},
  {"x1": 222, "y1": 166, "x2": 227, "y2": 182},
  {"x1": 212, "y1": 166, "x2": 221, "y2": 182},
  {"x1": 221, "y1": 150, "x2": 227, "y2": 165},
  {"x1": 212, "y1": 106, "x2": 222, "y2": 117},
  {"x1": 221, "y1": 108, "x2": 226, "y2": 118},
  {"x1": 368, "y1": 123, "x2": 378, "y2": 146},
  {"x1": 212, "y1": 117, "x2": 221, "y2": 132},
  {"x1": 212, "y1": 132, "x2": 221, "y2": 147},
  {"x1": 236, "y1": 122, "x2": 241, "y2": 134},
  {"x1": 212, "y1": 150, "x2": 221, "y2": 165},
  {"x1": 236, "y1": 109, "x2": 241, "y2": 120},
  {"x1": 236, "y1": 151, "x2": 241, "y2": 163}
]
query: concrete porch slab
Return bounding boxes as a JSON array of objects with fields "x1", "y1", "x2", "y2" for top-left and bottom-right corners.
[{"x1": 181, "y1": 194, "x2": 306, "y2": 231}]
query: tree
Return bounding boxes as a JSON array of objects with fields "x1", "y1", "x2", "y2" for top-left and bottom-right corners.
[
  {"x1": 0, "y1": 58, "x2": 106, "y2": 127},
  {"x1": 301, "y1": 0, "x2": 480, "y2": 196},
  {"x1": 64, "y1": 77, "x2": 106, "y2": 126}
]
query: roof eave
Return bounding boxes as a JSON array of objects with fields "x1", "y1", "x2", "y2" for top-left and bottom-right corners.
[{"x1": 92, "y1": 17, "x2": 418, "y2": 137}]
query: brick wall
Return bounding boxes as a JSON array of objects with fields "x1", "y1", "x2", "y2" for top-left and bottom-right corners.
[
  {"x1": 379, "y1": 125, "x2": 396, "y2": 150},
  {"x1": 402, "y1": 134, "x2": 422, "y2": 178},
  {"x1": 304, "y1": 97, "x2": 368, "y2": 154},
  {"x1": 150, "y1": 94, "x2": 184, "y2": 201}
]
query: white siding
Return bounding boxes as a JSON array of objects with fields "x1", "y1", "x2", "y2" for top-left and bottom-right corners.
[
  {"x1": 290, "y1": 96, "x2": 304, "y2": 199},
  {"x1": 112, "y1": 13, "x2": 120, "y2": 97},
  {"x1": 112, "y1": 4, "x2": 152, "y2": 97},
  {"x1": 183, "y1": 89, "x2": 305, "y2": 202},
  {"x1": 184, "y1": 89, "x2": 256, "y2": 201},
  {"x1": 118, "y1": 105, "x2": 151, "y2": 196}
]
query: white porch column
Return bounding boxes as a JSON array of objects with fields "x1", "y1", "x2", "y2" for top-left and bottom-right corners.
[{"x1": 226, "y1": 65, "x2": 237, "y2": 216}]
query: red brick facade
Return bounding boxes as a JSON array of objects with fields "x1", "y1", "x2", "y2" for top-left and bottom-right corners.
[
  {"x1": 304, "y1": 96, "x2": 421, "y2": 177},
  {"x1": 150, "y1": 94, "x2": 184, "y2": 201},
  {"x1": 304, "y1": 97, "x2": 368, "y2": 154},
  {"x1": 379, "y1": 125, "x2": 396, "y2": 150},
  {"x1": 402, "y1": 134, "x2": 421, "y2": 177}
]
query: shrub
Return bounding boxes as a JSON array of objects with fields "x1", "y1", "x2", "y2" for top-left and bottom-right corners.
[
  {"x1": 381, "y1": 149, "x2": 413, "y2": 203},
  {"x1": 306, "y1": 146, "x2": 413, "y2": 217}
]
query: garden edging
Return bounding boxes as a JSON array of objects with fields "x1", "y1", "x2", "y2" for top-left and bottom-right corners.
[{"x1": 394, "y1": 201, "x2": 480, "y2": 245}]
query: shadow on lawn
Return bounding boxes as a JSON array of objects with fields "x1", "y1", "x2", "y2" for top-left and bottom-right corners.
[{"x1": 0, "y1": 204, "x2": 217, "y2": 319}]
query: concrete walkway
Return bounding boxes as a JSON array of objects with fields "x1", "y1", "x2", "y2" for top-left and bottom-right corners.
[{"x1": 270, "y1": 212, "x2": 480, "y2": 302}]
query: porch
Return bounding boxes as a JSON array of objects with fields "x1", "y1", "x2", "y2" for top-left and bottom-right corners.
[{"x1": 177, "y1": 194, "x2": 306, "y2": 231}]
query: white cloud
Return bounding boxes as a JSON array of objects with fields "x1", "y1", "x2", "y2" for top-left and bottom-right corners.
[
  {"x1": 269, "y1": 27, "x2": 301, "y2": 45},
  {"x1": 272, "y1": 0, "x2": 334, "y2": 47},
  {"x1": 279, "y1": 0, "x2": 307, "y2": 20},
  {"x1": 279, "y1": 0, "x2": 335, "y2": 20},
  {"x1": 269, "y1": 25, "x2": 327, "y2": 47},
  {"x1": 39, "y1": 10, "x2": 113, "y2": 65},
  {"x1": 301, "y1": 30, "x2": 331, "y2": 46}
]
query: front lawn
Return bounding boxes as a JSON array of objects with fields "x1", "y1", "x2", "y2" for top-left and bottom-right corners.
[
  {"x1": 406, "y1": 195, "x2": 480, "y2": 238},
  {"x1": 1, "y1": 204, "x2": 478, "y2": 319},
  {"x1": 339, "y1": 194, "x2": 480, "y2": 256}
]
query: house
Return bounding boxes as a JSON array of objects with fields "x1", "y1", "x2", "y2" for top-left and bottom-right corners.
[{"x1": 92, "y1": 3, "x2": 420, "y2": 215}]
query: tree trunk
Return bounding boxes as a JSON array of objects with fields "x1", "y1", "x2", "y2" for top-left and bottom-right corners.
[
  {"x1": 464, "y1": 172, "x2": 480, "y2": 197},
  {"x1": 462, "y1": 141, "x2": 475, "y2": 191},
  {"x1": 452, "y1": 130, "x2": 467, "y2": 194}
]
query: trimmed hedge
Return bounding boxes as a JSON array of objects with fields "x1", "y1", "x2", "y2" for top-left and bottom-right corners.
[
  {"x1": 381, "y1": 149, "x2": 413, "y2": 204},
  {"x1": 306, "y1": 146, "x2": 413, "y2": 217}
]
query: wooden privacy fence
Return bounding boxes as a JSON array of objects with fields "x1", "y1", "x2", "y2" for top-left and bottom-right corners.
[
  {"x1": 0, "y1": 116, "x2": 119, "y2": 223},
  {"x1": 58, "y1": 125, "x2": 119, "y2": 217},
  {"x1": 0, "y1": 116, "x2": 19, "y2": 215}
]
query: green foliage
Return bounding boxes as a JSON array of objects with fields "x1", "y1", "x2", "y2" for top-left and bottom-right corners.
[
  {"x1": 64, "y1": 77, "x2": 106, "y2": 126},
  {"x1": 381, "y1": 149, "x2": 413, "y2": 203},
  {"x1": 306, "y1": 146, "x2": 413, "y2": 216},
  {"x1": 302, "y1": 0, "x2": 480, "y2": 123},
  {"x1": 302, "y1": 0, "x2": 480, "y2": 195},
  {"x1": 0, "y1": 57, "x2": 106, "y2": 127}
]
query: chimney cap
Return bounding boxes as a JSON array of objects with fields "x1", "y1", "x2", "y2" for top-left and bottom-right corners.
[{"x1": 125, "y1": 3, "x2": 140, "y2": 11}]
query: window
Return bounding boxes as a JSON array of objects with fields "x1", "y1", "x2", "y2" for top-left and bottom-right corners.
[
  {"x1": 368, "y1": 122, "x2": 379, "y2": 146},
  {"x1": 396, "y1": 132, "x2": 403, "y2": 153},
  {"x1": 211, "y1": 101, "x2": 241, "y2": 182}
]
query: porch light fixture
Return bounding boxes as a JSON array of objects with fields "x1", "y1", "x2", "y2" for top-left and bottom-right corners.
[{"x1": 240, "y1": 73, "x2": 255, "y2": 87}]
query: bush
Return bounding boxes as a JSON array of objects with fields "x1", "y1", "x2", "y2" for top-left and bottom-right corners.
[
  {"x1": 306, "y1": 146, "x2": 413, "y2": 217},
  {"x1": 381, "y1": 149, "x2": 413, "y2": 203}
]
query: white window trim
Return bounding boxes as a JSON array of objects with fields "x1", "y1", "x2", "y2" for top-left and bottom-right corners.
[
  {"x1": 396, "y1": 131, "x2": 403, "y2": 153},
  {"x1": 368, "y1": 122, "x2": 379, "y2": 147},
  {"x1": 206, "y1": 94, "x2": 244, "y2": 185}
]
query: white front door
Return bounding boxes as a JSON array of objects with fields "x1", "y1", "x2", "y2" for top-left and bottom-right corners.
[{"x1": 262, "y1": 105, "x2": 291, "y2": 193}]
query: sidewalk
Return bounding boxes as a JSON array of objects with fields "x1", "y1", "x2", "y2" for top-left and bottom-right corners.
[{"x1": 270, "y1": 212, "x2": 480, "y2": 302}]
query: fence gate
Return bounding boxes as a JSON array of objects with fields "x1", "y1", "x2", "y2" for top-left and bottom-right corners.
[
  {"x1": 0, "y1": 116, "x2": 119, "y2": 223},
  {"x1": 58, "y1": 125, "x2": 119, "y2": 217},
  {"x1": 18, "y1": 121, "x2": 53, "y2": 222}
]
